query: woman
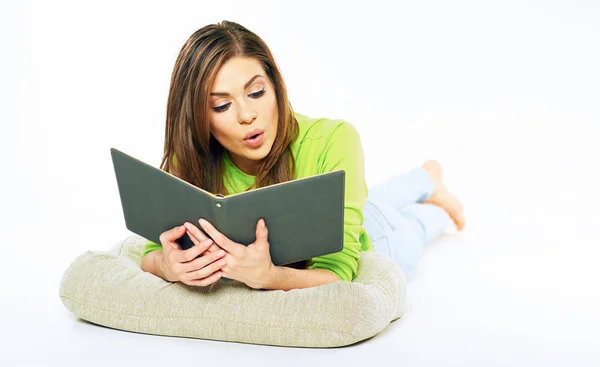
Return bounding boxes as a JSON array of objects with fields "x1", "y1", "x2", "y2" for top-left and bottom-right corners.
[{"x1": 140, "y1": 21, "x2": 465, "y2": 291}]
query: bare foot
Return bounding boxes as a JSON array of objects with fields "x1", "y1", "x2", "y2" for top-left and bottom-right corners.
[
  {"x1": 422, "y1": 160, "x2": 466, "y2": 231},
  {"x1": 422, "y1": 160, "x2": 443, "y2": 191}
]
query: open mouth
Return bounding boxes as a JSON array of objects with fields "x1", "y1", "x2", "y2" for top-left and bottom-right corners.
[{"x1": 246, "y1": 132, "x2": 263, "y2": 141}]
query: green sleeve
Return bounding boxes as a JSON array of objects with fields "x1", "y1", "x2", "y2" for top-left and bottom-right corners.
[
  {"x1": 307, "y1": 122, "x2": 367, "y2": 282},
  {"x1": 143, "y1": 240, "x2": 163, "y2": 257}
]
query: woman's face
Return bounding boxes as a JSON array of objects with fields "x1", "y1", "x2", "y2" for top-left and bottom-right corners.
[{"x1": 209, "y1": 56, "x2": 278, "y2": 175}]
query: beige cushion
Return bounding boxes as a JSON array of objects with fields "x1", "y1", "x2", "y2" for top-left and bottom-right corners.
[{"x1": 59, "y1": 235, "x2": 406, "y2": 347}]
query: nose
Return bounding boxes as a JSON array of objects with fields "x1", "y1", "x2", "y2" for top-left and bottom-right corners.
[
  {"x1": 238, "y1": 103, "x2": 256, "y2": 124},
  {"x1": 239, "y1": 111, "x2": 256, "y2": 124}
]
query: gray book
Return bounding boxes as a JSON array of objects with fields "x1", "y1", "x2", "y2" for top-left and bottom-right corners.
[{"x1": 110, "y1": 148, "x2": 345, "y2": 266}]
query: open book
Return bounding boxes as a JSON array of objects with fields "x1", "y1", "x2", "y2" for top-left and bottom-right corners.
[{"x1": 110, "y1": 148, "x2": 345, "y2": 266}]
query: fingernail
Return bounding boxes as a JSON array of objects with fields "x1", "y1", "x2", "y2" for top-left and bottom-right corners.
[
  {"x1": 199, "y1": 218, "x2": 206, "y2": 226},
  {"x1": 217, "y1": 250, "x2": 225, "y2": 256}
]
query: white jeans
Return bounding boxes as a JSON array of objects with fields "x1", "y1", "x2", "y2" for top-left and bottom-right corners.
[{"x1": 363, "y1": 167, "x2": 450, "y2": 280}]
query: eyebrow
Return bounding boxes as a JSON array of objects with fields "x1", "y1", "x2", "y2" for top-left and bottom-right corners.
[{"x1": 210, "y1": 75, "x2": 263, "y2": 97}]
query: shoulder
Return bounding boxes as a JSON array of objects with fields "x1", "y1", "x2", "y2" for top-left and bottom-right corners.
[{"x1": 293, "y1": 112, "x2": 361, "y2": 144}]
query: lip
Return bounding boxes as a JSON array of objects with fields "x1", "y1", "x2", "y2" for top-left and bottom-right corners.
[
  {"x1": 243, "y1": 128, "x2": 265, "y2": 141},
  {"x1": 243, "y1": 131, "x2": 265, "y2": 148}
]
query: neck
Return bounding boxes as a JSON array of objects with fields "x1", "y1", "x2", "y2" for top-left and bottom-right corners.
[{"x1": 226, "y1": 150, "x2": 260, "y2": 176}]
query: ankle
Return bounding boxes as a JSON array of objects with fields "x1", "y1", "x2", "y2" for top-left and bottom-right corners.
[{"x1": 422, "y1": 160, "x2": 443, "y2": 189}]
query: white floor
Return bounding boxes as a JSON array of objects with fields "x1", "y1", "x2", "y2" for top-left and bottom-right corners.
[
  {"x1": 3, "y1": 124, "x2": 599, "y2": 366},
  {"x1": 4, "y1": 1, "x2": 600, "y2": 365}
]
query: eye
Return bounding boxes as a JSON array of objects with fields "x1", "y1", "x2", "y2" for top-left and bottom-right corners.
[
  {"x1": 249, "y1": 88, "x2": 265, "y2": 99},
  {"x1": 212, "y1": 89, "x2": 265, "y2": 113},
  {"x1": 213, "y1": 103, "x2": 231, "y2": 113}
]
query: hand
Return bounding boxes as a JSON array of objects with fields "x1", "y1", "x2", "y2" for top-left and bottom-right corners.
[
  {"x1": 197, "y1": 218, "x2": 275, "y2": 289},
  {"x1": 158, "y1": 225, "x2": 227, "y2": 286},
  {"x1": 182, "y1": 222, "x2": 223, "y2": 255}
]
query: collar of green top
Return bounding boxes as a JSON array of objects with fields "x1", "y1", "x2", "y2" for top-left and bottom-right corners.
[{"x1": 223, "y1": 150, "x2": 256, "y2": 187}]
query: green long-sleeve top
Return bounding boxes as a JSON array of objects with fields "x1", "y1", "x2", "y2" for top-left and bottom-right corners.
[{"x1": 143, "y1": 112, "x2": 374, "y2": 281}]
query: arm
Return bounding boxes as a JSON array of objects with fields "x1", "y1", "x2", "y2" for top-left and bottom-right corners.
[
  {"x1": 306, "y1": 122, "x2": 368, "y2": 281},
  {"x1": 142, "y1": 246, "x2": 339, "y2": 290},
  {"x1": 263, "y1": 266, "x2": 339, "y2": 291},
  {"x1": 140, "y1": 241, "x2": 169, "y2": 280},
  {"x1": 140, "y1": 250, "x2": 169, "y2": 280},
  {"x1": 195, "y1": 218, "x2": 342, "y2": 290}
]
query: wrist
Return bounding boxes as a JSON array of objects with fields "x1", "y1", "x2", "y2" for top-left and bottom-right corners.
[
  {"x1": 261, "y1": 264, "x2": 281, "y2": 290},
  {"x1": 154, "y1": 251, "x2": 172, "y2": 282}
]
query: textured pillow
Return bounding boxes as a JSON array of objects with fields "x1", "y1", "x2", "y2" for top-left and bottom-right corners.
[{"x1": 59, "y1": 235, "x2": 406, "y2": 348}]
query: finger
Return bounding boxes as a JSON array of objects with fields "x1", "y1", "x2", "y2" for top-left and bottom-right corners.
[
  {"x1": 255, "y1": 219, "x2": 268, "y2": 240},
  {"x1": 185, "y1": 271, "x2": 223, "y2": 287},
  {"x1": 201, "y1": 243, "x2": 223, "y2": 257},
  {"x1": 183, "y1": 222, "x2": 209, "y2": 242},
  {"x1": 173, "y1": 238, "x2": 213, "y2": 263},
  {"x1": 185, "y1": 229, "x2": 208, "y2": 248},
  {"x1": 199, "y1": 218, "x2": 243, "y2": 256},
  {"x1": 184, "y1": 230, "x2": 212, "y2": 258},
  {"x1": 159, "y1": 225, "x2": 186, "y2": 246},
  {"x1": 254, "y1": 219, "x2": 270, "y2": 250},
  {"x1": 182, "y1": 249, "x2": 226, "y2": 273},
  {"x1": 186, "y1": 256, "x2": 227, "y2": 281}
]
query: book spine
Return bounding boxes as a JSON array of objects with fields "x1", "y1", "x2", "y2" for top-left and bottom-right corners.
[
  {"x1": 212, "y1": 196, "x2": 228, "y2": 232},
  {"x1": 212, "y1": 196, "x2": 233, "y2": 282}
]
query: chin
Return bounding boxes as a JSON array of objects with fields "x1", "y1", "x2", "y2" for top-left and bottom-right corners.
[{"x1": 247, "y1": 138, "x2": 275, "y2": 161}]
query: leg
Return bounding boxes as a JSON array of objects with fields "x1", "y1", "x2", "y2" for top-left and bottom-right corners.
[
  {"x1": 369, "y1": 160, "x2": 466, "y2": 231},
  {"x1": 364, "y1": 200, "x2": 449, "y2": 280},
  {"x1": 368, "y1": 166, "x2": 435, "y2": 212}
]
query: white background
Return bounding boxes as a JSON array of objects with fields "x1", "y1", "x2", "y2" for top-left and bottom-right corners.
[{"x1": 2, "y1": 0, "x2": 599, "y2": 366}]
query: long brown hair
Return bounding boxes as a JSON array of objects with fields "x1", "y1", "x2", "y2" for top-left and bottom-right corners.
[{"x1": 159, "y1": 21, "x2": 299, "y2": 195}]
